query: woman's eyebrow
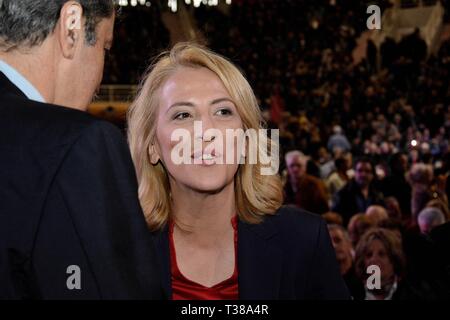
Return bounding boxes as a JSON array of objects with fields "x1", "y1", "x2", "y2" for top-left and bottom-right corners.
[
  {"x1": 210, "y1": 98, "x2": 234, "y2": 105},
  {"x1": 167, "y1": 98, "x2": 234, "y2": 111},
  {"x1": 167, "y1": 102, "x2": 196, "y2": 113}
]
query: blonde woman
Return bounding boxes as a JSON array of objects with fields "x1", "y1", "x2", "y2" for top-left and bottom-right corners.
[{"x1": 128, "y1": 43, "x2": 349, "y2": 300}]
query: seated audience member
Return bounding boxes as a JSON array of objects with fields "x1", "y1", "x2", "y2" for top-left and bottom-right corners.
[
  {"x1": 417, "y1": 207, "x2": 446, "y2": 235},
  {"x1": 326, "y1": 156, "x2": 350, "y2": 198},
  {"x1": 381, "y1": 152, "x2": 411, "y2": 217},
  {"x1": 283, "y1": 150, "x2": 306, "y2": 204},
  {"x1": 348, "y1": 213, "x2": 375, "y2": 247},
  {"x1": 408, "y1": 163, "x2": 436, "y2": 223},
  {"x1": 354, "y1": 228, "x2": 424, "y2": 300},
  {"x1": 384, "y1": 197, "x2": 403, "y2": 221},
  {"x1": 327, "y1": 125, "x2": 351, "y2": 153},
  {"x1": 327, "y1": 224, "x2": 363, "y2": 299},
  {"x1": 323, "y1": 212, "x2": 344, "y2": 226},
  {"x1": 366, "y1": 205, "x2": 389, "y2": 226},
  {"x1": 284, "y1": 150, "x2": 329, "y2": 214},
  {"x1": 332, "y1": 157, "x2": 384, "y2": 226},
  {"x1": 426, "y1": 199, "x2": 450, "y2": 221},
  {"x1": 319, "y1": 147, "x2": 337, "y2": 179}
]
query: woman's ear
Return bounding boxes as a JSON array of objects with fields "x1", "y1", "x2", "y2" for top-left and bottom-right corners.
[{"x1": 149, "y1": 144, "x2": 160, "y2": 165}]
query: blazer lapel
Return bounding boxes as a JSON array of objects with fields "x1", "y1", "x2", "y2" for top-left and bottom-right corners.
[
  {"x1": 152, "y1": 218, "x2": 283, "y2": 300},
  {"x1": 238, "y1": 219, "x2": 282, "y2": 300},
  {"x1": 151, "y1": 226, "x2": 172, "y2": 299}
]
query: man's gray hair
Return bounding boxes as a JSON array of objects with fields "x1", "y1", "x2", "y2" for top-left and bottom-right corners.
[
  {"x1": 418, "y1": 207, "x2": 446, "y2": 227},
  {"x1": 284, "y1": 150, "x2": 306, "y2": 164},
  {"x1": 0, "y1": 0, "x2": 115, "y2": 50}
]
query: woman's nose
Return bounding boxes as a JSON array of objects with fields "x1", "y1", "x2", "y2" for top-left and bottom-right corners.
[
  {"x1": 200, "y1": 114, "x2": 215, "y2": 130},
  {"x1": 193, "y1": 115, "x2": 218, "y2": 143}
]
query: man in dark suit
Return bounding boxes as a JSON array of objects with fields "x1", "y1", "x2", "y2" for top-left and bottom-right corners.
[
  {"x1": 332, "y1": 157, "x2": 384, "y2": 226},
  {"x1": 0, "y1": 1, "x2": 162, "y2": 299}
]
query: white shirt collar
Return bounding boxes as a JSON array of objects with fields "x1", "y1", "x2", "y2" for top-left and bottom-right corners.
[{"x1": 0, "y1": 59, "x2": 46, "y2": 103}]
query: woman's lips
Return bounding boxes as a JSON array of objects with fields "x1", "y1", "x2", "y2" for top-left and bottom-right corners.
[{"x1": 191, "y1": 148, "x2": 222, "y2": 165}]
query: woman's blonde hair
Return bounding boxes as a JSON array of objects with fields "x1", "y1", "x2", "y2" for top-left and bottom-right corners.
[{"x1": 127, "y1": 42, "x2": 283, "y2": 231}]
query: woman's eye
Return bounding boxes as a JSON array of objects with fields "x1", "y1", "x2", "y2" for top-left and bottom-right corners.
[
  {"x1": 174, "y1": 112, "x2": 191, "y2": 120},
  {"x1": 215, "y1": 108, "x2": 233, "y2": 116}
]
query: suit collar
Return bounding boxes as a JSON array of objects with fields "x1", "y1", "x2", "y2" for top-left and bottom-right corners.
[
  {"x1": 0, "y1": 61, "x2": 45, "y2": 102},
  {"x1": 152, "y1": 215, "x2": 282, "y2": 300},
  {"x1": 0, "y1": 71, "x2": 27, "y2": 99}
]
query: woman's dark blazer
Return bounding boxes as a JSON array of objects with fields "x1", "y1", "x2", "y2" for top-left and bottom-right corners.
[{"x1": 152, "y1": 205, "x2": 351, "y2": 300}]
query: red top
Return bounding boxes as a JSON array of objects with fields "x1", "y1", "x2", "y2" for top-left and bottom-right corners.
[{"x1": 169, "y1": 216, "x2": 239, "y2": 300}]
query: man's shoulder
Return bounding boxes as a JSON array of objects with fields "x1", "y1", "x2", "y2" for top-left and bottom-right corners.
[
  {"x1": 0, "y1": 93, "x2": 121, "y2": 147},
  {"x1": 0, "y1": 92, "x2": 96, "y2": 129}
]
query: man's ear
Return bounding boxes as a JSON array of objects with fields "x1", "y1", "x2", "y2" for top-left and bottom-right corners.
[
  {"x1": 58, "y1": 1, "x2": 83, "y2": 59},
  {"x1": 149, "y1": 144, "x2": 161, "y2": 165}
]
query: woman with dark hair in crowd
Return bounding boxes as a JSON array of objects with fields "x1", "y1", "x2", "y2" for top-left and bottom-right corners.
[{"x1": 353, "y1": 228, "x2": 427, "y2": 300}]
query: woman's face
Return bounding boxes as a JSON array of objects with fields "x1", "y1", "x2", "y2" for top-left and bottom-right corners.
[
  {"x1": 153, "y1": 66, "x2": 244, "y2": 193},
  {"x1": 364, "y1": 239, "x2": 395, "y2": 284}
]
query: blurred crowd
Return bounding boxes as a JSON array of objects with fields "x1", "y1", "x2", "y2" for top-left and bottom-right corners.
[
  {"x1": 103, "y1": 4, "x2": 170, "y2": 84},
  {"x1": 102, "y1": 0, "x2": 450, "y2": 299},
  {"x1": 284, "y1": 150, "x2": 449, "y2": 299}
]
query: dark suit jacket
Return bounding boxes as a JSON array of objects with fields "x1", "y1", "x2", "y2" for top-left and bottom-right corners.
[
  {"x1": 0, "y1": 72, "x2": 162, "y2": 299},
  {"x1": 332, "y1": 179, "x2": 384, "y2": 226},
  {"x1": 152, "y1": 206, "x2": 350, "y2": 300}
]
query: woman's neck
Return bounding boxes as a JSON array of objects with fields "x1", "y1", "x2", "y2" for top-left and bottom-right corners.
[
  {"x1": 170, "y1": 181, "x2": 237, "y2": 240},
  {"x1": 368, "y1": 276, "x2": 397, "y2": 300}
]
